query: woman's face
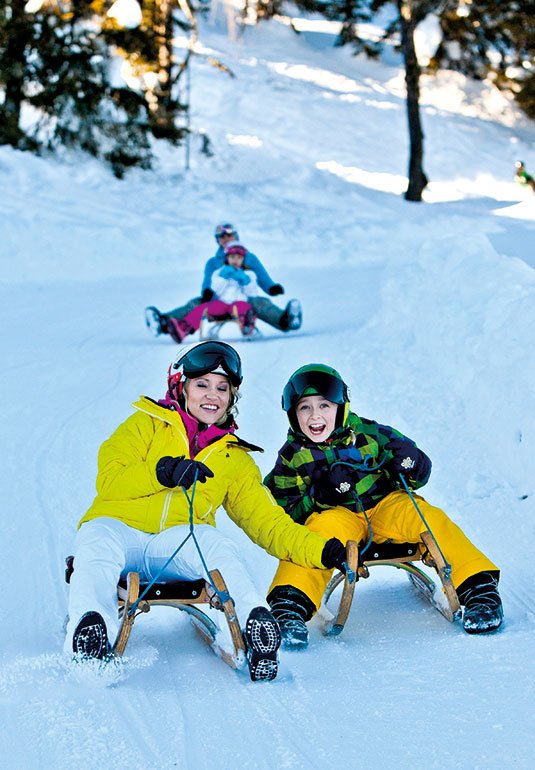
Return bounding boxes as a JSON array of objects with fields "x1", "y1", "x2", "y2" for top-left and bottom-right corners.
[
  {"x1": 296, "y1": 394, "x2": 337, "y2": 443},
  {"x1": 184, "y1": 373, "x2": 231, "y2": 425}
]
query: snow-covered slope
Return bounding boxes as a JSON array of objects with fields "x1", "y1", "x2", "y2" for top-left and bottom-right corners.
[{"x1": 0, "y1": 13, "x2": 534, "y2": 770}]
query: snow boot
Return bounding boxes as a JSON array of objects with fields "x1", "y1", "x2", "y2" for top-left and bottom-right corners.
[
  {"x1": 167, "y1": 317, "x2": 193, "y2": 344},
  {"x1": 267, "y1": 585, "x2": 315, "y2": 650},
  {"x1": 244, "y1": 606, "x2": 281, "y2": 682},
  {"x1": 144, "y1": 306, "x2": 168, "y2": 336},
  {"x1": 457, "y1": 571, "x2": 503, "y2": 634},
  {"x1": 240, "y1": 307, "x2": 257, "y2": 337},
  {"x1": 280, "y1": 299, "x2": 302, "y2": 331},
  {"x1": 72, "y1": 611, "x2": 111, "y2": 660}
]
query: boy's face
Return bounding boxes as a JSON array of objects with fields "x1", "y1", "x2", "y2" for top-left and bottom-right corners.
[
  {"x1": 295, "y1": 394, "x2": 337, "y2": 443},
  {"x1": 227, "y1": 252, "x2": 245, "y2": 268}
]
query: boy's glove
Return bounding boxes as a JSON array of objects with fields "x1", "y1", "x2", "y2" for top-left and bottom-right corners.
[
  {"x1": 156, "y1": 456, "x2": 214, "y2": 489},
  {"x1": 312, "y1": 465, "x2": 357, "y2": 506},
  {"x1": 321, "y1": 538, "x2": 347, "y2": 572},
  {"x1": 268, "y1": 283, "x2": 284, "y2": 296},
  {"x1": 386, "y1": 437, "x2": 431, "y2": 483},
  {"x1": 201, "y1": 288, "x2": 214, "y2": 302}
]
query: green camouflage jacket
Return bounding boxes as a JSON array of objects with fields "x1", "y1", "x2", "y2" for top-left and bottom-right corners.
[{"x1": 263, "y1": 411, "x2": 430, "y2": 524}]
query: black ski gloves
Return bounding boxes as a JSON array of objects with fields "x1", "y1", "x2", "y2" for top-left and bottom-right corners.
[
  {"x1": 268, "y1": 283, "x2": 284, "y2": 296},
  {"x1": 386, "y1": 437, "x2": 431, "y2": 484},
  {"x1": 312, "y1": 465, "x2": 357, "y2": 507},
  {"x1": 321, "y1": 538, "x2": 347, "y2": 572},
  {"x1": 201, "y1": 288, "x2": 215, "y2": 302},
  {"x1": 156, "y1": 456, "x2": 214, "y2": 489}
]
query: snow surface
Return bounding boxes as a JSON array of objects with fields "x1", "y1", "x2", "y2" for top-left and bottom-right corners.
[{"x1": 1, "y1": 11, "x2": 535, "y2": 770}]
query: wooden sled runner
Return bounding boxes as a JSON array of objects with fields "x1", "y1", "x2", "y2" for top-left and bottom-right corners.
[
  {"x1": 321, "y1": 532, "x2": 462, "y2": 636},
  {"x1": 65, "y1": 557, "x2": 246, "y2": 669},
  {"x1": 199, "y1": 305, "x2": 260, "y2": 341}
]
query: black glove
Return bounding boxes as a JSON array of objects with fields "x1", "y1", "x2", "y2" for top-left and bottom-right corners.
[
  {"x1": 268, "y1": 283, "x2": 284, "y2": 296},
  {"x1": 321, "y1": 538, "x2": 347, "y2": 572},
  {"x1": 312, "y1": 464, "x2": 357, "y2": 506},
  {"x1": 201, "y1": 288, "x2": 215, "y2": 302},
  {"x1": 156, "y1": 456, "x2": 214, "y2": 489},
  {"x1": 386, "y1": 437, "x2": 431, "y2": 484}
]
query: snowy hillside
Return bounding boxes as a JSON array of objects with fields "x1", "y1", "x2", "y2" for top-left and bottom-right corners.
[{"x1": 1, "y1": 12, "x2": 534, "y2": 770}]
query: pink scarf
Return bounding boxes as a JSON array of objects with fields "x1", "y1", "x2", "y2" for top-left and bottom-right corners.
[{"x1": 158, "y1": 395, "x2": 236, "y2": 458}]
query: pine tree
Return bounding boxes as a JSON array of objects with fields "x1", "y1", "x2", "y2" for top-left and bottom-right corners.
[
  {"x1": 0, "y1": 0, "x2": 206, "y2": 175},
  {"x1": 29, "y1": 1, "x2": 154, "y2": 176},
  {"x1": 433, "y1": 1, "x2": 535, "y2": 118}
]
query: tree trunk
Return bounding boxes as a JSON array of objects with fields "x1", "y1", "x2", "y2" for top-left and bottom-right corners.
[
  {"x1": 398, "y1": 1, "x2": 428, "y2": 202},
  {"x1": 150, "y1": 0, "x2": 174, "y2": 134},
  {"x1": 0, "y1": 0, "x2": 30, "y2": 146}
]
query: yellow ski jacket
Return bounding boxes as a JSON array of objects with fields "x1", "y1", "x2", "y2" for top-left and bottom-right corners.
[{"x1": 78, "y1": 397, "x2": 326, "y2": 569}]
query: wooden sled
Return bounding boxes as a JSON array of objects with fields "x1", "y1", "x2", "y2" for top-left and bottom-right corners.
[
  {"x1": 321, "y1": 532, "x2": 462, "y2": 636},
  {"x1": 65, "y1": 557, "x2": 246, "y2": 669},
  {"x1": 199, "y1": 304, "x2": 260, "y2": 341}
]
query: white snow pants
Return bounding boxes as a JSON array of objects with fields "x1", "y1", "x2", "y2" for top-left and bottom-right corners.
[{"x1": 64, "y1": 517, "x2": 266, "y2": 653}]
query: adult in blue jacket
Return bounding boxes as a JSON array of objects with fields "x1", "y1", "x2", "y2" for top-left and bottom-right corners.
[{"x1": 145, "y1": 223, "x2": 302, "y2": 336}]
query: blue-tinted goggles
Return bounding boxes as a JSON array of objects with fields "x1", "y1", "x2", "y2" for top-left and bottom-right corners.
[
  {"x1": 175, "y1": 341, "x2": 242, "y2": 386},
  {"x1": 282, "y1": 371, "x2": 347, "y2": 412}
]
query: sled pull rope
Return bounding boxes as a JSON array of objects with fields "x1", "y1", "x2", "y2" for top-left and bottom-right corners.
[
  {"x1": 128, "y1": 469, "x2": 233, "y2": 615},
  {"x1": 330, "y1": 459, "x2": 374, "y2": 556},
  {"x1": 397, "y1": 473, "x2": 452, "y2": 578},
  {"x1": 183, "y1": 476, "x2": 233, "y2": 605}
]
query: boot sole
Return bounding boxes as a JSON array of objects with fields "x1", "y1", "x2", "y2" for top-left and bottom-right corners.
[
  {"x1": 245, "y1": 611, "x2": 281, "y2": 682},
  {"x1": 72, "y1": 612, "x2": 110, "y2": 660}
]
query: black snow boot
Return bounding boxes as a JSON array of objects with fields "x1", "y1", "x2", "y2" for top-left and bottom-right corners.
[
  {"x1": 144, "y1": 306, "x2": 168, "y2": 336},
  {"x1": 456, "y1": 571, "x2": 503, "y2": 635},
  {"x1": 267, "y1": 585, "x2": 315, "y2": 650},
  {"x1": 244, "y1": 606, "x2": 281, "y2": 682},
  {"x1": 72, "y1": 611, "x2": 111, "y2": 660}
]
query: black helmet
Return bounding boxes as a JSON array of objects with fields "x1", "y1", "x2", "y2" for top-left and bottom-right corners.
[{"x1": 282, "y1": 364, "x2": 349, "y2": 432}]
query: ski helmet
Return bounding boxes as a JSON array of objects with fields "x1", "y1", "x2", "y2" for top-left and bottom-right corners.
[
  {"x1": 168, "y1": 341, "x2": 243, "y2": 400},
  {"x1": 224, "y1": 241, "x2": 247, "y2": 258},
  {"x1": 515, "y1": 160, "x2": 525, "y2": 169},
  {"x1": 214, "y1": 223, "x2": 238, "y2": 241},
  {"x1": 282, "y1": 364, "x2": 349, "y2": 432}
]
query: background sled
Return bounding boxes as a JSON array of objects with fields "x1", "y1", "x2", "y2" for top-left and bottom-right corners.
[
  {"x1": 320, "y1": 531, "x2": 462, "y2": 636},
  {"x1": 199, "y1": 304, "x2": 260, "y2": 341},
  {"x1": 65, "y1": 558, "x2": 246, "y2": 669}
]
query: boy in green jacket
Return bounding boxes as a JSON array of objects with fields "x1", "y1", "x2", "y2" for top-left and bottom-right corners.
[{"x1": 264, "y1": 364, "x2": 503, "y2": 649}]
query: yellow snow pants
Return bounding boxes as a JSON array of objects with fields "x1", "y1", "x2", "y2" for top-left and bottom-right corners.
[{"x1": 268, "y1": 491, "x2": 499, "y2": 613}]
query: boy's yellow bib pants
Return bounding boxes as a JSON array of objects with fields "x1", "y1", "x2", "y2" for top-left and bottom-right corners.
[{"x1": 268, "y1": 491, "x2": 499, "y2": 612}]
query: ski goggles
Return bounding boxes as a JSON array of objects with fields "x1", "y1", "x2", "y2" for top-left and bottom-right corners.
[
  {"x1": 172, "y1": 341, "x2": 243, "y2": 387},
  {"x1": 282, "y1": 371, "x2": 348, "y2": 411},
  {"x1": 214, "y1": 224, "x2": 237, "y2": 239}
]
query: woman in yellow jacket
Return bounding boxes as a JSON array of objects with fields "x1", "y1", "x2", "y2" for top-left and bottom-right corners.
[{"x1": 64, "y1": 341, "x2": 346, "y2": 681}]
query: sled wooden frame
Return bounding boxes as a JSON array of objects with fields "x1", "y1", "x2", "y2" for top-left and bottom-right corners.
[
  {"x1": 199, "y1": 305, "x2": 259, "y2": 341},
  {"x1": 113, "y1": 569, "x2": 247, "y2": 669},
  {"x1": 322, "y1": 531, "x2": 462, "y2": 636}
]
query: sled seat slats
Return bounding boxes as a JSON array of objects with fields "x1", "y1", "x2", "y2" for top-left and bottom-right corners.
[
  {"x1": 362, "y1": 541, "x2": 422, "y2": 563},
  {"x1": 119, "y1": 578, "x2": 206, "y2": 601},
  {"x1": 66, "y1": 556, "x2": 207, "y2": 601}
]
